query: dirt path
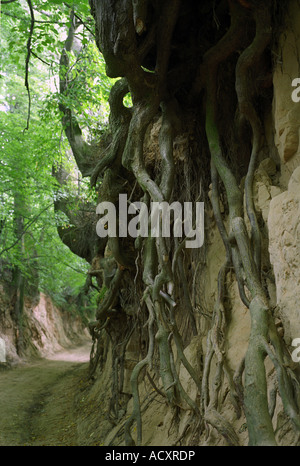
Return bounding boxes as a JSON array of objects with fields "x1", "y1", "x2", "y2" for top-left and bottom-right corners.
[{"x1": 0, "y1": 342, "x2": 92, "y2": 446}]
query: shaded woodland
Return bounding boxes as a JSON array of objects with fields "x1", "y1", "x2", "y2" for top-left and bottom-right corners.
[{"x1": 1, "y1": 0, "x2": 300, "y2": 446}]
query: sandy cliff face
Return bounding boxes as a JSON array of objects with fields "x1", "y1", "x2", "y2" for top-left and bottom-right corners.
[
  {"x1": 273, "y1": 0, "x2": 300, "y2": 168},
  {"x1": 0, "y1": 287, "x2": 89, "y2": 365},
  {"x1": 269, "y1": 167, "x2": 300, "y2": 344},
  {"x1": 27, "y1": 293, "x2": 90, "y2": 358},
  {"x1": 268, "y1": 0, "x2": 300, "y2": 346}
]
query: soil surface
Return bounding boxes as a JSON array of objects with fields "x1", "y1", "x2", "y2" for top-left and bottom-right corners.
[{"x1": 0, "y1": 342, "x2": 92, "y2": 446}]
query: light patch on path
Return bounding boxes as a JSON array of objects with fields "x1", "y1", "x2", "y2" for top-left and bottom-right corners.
[{"x1": 47, "y1": 343, "x2": 91, "y2": 363}]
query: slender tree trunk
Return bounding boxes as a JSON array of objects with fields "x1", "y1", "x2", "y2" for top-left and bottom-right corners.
[{"x1": 13, "y1": 193, "x2": 25, "y2": 356}]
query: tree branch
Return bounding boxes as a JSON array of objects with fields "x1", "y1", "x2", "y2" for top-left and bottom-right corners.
[
  {"x1": 63, "y1": 2, "x2": 95, "y2": 38},
  {"x1": 59, "y1": 11, "x2": 95, "y2": 177},
  {"x1": 0, "y1": 203, "x2": 53, "y2": 257}
]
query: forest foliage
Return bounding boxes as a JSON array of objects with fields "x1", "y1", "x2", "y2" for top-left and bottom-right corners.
[{"x1": 0, "y1": 0, "x2": 106, "y2": 314}]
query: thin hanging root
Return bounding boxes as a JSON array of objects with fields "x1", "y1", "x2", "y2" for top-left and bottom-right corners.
[
  {"x1": 173, "y1": 415, "x2": 193, "y2": 446},
  {"x1": 192, "y1": 1, "x2": 247, "y2": 95},
  {"x1": 204, "y1": 407, "x2": 240, "y2": 446},
  {"x1": 122, "y1": 3, "x2": 188, "y2": 439},
  {"x1": 233, "y1": 355, "x2": 245, "y2": 404},
  {"x1": 153, "y1": 100, "x2": 200, "y2": 400},
  {"x1": 202, "y1": 0, "x2": 298, "y2": 444},
  {"x1": 88, "y1": 321, "x2": 109, "y2": 378},
  {"x1": 205, "y1": 164, "x2": 242, "y2": 426},
  {"x1": 96, "y1": 268, "x2": 124, "y2": 322},
  {"x1": 200, "y1": 251, "x2": 241, "y2": 442},
  {"x1": 109, "y1": 324, "x2": 136, "y2": 419},
  {"x1": 168, "y1": 334, "x2": 200, "y2": 414},
  {"x1": 268, "y1": 376, "x2": 278, "y2": 420},
  {"x1": 235, "y1": 1, "x2": 272, "y2": 275},
  {"x1": 142, "y1": 237, "x2": 157, "y2": 287},
  {"x1": 231, "y1": 247, "x2": 250, "y2": 308},
  {"x1": 124, "y1": 296, "x2": 155, "y2": 446},
  {"x1": 146, "y1": 371, "x2": 166, "y2": 399},
  {"x1": 154, "y1": 302, "x2": 176, "y2": 405},
  {"x1": 90, "y1": 78, "x2": 131, "y2": 188},
  {"x1": 176, "y1": 251, "x2": 198, "y2": 336},
  {"x1": 242, "y1": 298, "x2": 277, "y2": 445},
  {"x1": 233, "y1": 213, "x2": 299, "y2": 444},
  {"x1": 159, "y1": 98, "x2": 181, "y2": 201},
  {"x1": 211, "y1": 160, "x2": 250, "y2": 308},
  {"x1": 168, "y1": 311, "x2": 202, "y2": 395},
  {"x1": 208, "y1": 117, "x2": 278, "y2": 444},
  {"x1": 261, "y1": 340, "x2": 300, "y2": 432},
  {"x1": 231, "y1": 217, "x2": 264, "y2": 298},
  {"x1": 223, "y1": 361, "x2": 242, "y2": 419},
  {"x1": 122, "y1": 99, "x2": 164, "y2": 201},
  {"x1": 201, "y1": 332, "x2": 214, "y2": 412},
  {"x1": 204, "y1": 361, "x2": 239, "y2": 446},
  {"x1": 210, "y1": 161, "x2": 232, "y2": 260},
  {"x1": 122, "y1": 1, "x2": 180, "y2": 200}
]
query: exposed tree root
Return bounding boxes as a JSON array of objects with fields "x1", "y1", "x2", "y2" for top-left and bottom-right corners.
[
  {"x1": 53, "y1": 0, "x2": 300, "y2": 447},
  {"x1": 203, "y1": 1, "x2": 300, "y2": 446}
]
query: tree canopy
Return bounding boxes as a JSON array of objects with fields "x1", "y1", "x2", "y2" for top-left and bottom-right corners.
[{"x1": 0, "y1": 0, "x2": 108, "y2": 315}]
